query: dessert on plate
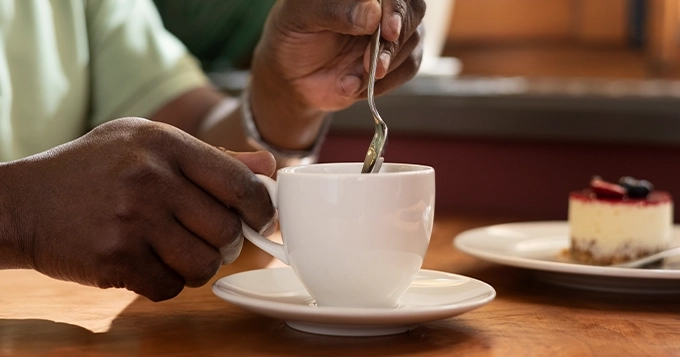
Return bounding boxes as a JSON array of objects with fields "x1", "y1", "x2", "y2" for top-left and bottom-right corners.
[{"x1": 568, "y1": 176, "x2": 673, "y2": 265}]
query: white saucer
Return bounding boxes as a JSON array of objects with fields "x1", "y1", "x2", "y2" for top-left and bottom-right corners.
[
  {"x1": 454, "y1": 221, "x2": 680, "y2": 294},
  {"x1": 212, "y1": 267, "x2": 495, "y2": 337}
]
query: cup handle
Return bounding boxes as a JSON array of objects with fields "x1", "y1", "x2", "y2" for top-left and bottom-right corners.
[{"x1": 241, "y1": 174, "x2": 289, "y2": 265}]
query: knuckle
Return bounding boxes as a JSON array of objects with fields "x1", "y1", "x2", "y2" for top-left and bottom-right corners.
[
  {"x1": 129, "y1": 123, "x2": 182, "y2": 156},
  {"x1": 412, "y1": 0, "x2": 426, "y2": 21},
  {"x1": 319, "y1": 0, "x2": 343, "y2": 19},
  {"x1": 398, "y1": 0, "x2": 425, "y2": 37},
  {"x1": 91, "y1": 117, "x2": 149, "y2": 134},
  {"x1": 113, "y1": 118, "x2": 180, "y2": 153},
  {"x1": 383, "y1": 41, "x2": 398, "y2": 56},
  {"x1": 119, "y1": 153, "x2": 164, "y2": 184},
  {"x1": 98, "y1": 118, "x2": 170, "y2": 150},
  {"x1": 394, "y1": 0, "x2": 408, "y2": 16},
  {"x1": 113, "y1": 193, "x2": 140, "y2": 222}
]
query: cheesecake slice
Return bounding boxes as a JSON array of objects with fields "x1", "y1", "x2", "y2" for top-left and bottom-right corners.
[{"x1": 568, "y1": 176, "x2": 673, "y2": 265}]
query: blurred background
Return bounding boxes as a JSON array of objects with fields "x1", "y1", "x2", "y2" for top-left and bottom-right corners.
[{"x1": 157, "y1": 0, "x2": 680, "y2": 221}]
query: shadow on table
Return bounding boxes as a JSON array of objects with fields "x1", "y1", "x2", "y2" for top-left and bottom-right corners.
[
  {"x1": 104, "y1": 299, "x2": 488, "y2": 356},
  {"x1": 0, "y1": 296, "x2": 488, "y2": 356},
  {"x1": 0, "y1": 318, "x2": 138, "y2": 356}
]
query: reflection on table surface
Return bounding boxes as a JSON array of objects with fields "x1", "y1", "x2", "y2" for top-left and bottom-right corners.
[{"x1": 1, "y1": 213, "x2": 679, "y2": 356}]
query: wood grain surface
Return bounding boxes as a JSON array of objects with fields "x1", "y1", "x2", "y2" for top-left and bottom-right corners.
[{"x1": 1, "y1": 213, "x2": 679, "y2": 357}]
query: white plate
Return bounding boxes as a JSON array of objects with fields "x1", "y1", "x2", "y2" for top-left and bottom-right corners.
[
  {"x1": 454, "y1": 221, "x2": 680, "y2": 294},
  {"x1": 212, "y1": 267, "x2": 495, "y2": 337}
]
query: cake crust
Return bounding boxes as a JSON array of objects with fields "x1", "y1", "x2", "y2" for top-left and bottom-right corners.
[{"x1": 570, "y1": 239, "x2": 662, "y2": 265}]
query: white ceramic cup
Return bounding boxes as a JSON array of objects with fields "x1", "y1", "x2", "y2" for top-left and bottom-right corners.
[{"x1": 242, "y1": 163, "x2": 436, "y2": 308}]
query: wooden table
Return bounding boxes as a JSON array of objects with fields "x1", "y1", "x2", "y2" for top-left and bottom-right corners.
[{"x1": 1, "y1": 213, "x2": 679, "y2": 356}]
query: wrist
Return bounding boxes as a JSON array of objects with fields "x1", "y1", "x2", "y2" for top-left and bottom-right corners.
[
  {"x1": 241, "y1": 88, "x2": 331, "y2": 167},
  {"x1": 0, "y1": 161, "x2": 34, "y2": 269},
  {"x1": 249, "y1": 55, "x2": 328, "y2": 151}
]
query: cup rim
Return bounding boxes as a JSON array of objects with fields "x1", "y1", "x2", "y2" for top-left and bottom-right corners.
[{"x1": 277, "y1": 162, "x2": 434, "y2": 177}]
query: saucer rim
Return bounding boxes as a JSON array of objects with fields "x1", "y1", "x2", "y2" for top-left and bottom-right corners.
[{"x1": 212, "y1": 267, "x2": 496, "y2": 325}]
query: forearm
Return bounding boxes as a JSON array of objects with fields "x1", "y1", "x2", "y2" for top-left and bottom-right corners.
[
  {"x1": 152, "y1": 84, "x2": 329, "y2": 168},
  {"x1": 149, "y1": 87, "x2": 253, "y2": 152},
  {"x1": 196, "y1": 99, "x2": 254, "y2": 153}
]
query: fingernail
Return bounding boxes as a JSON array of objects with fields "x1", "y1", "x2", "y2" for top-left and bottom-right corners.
[
  {"x1": 380, "y1": 52, "x2": 392, "y2": 72},
  {"x1": 352, "y1": 3, "x2": 380, "y2": 31},
  {"x1": 262, "y1": 221, "x2": 278, "y2": 237},
  {"x1": 389, "y1": 13, "x2": 402, "y2": 37},
  {"x1": 260, "y1": 211, "x2": 278, "y2": 237},
  {"x1": 220, "y1": 234, "x2": 244, "y2": 264},
  {"x1": 352, "y1": 3, "x2": 369, "y2": 30},
  {"x1": 339, "y1": 75, "x2": 362, "y2": 96}
]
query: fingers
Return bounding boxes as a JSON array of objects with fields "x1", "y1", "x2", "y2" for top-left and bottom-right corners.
[
  {"x1": 382, "y1": 0, "x2": 425, "y2": 42},
  {"x1": 172, "y1": 135, "x2": 276, "y2": 234},
  {"x1": 219, "y1": 233, "x2": 244, "y2": 265},
  {"x1": 124, "y1": 254, "x2": 186, "y2": 302},
  {"x1": 92, "y1": 228, "x2": 187, "y2": 301},
  {"x1": 169, "y1": 174, "x2": 242, "y2": 251},
  {"x1": 223, "y1": 150, "x2": 277, "y2": 177},
  {"x1": 364, "y1": 0, "x2": 426, "y2": 78},
  {"x1": 279, "y1": 0, "x2": 381, "y2": 35},
  {"x1": 149, "y1": 222, "x2": 223, "y2": 288},
  {"x1": 381, "y1": 0, "x2": 406, "y2": 42},
  {"x1": 373, "y1": 52, "x2": 420, "y2": 97},
  {"x1": 364, "y1": 28, "x2": 422, "y2": 97},
  {"x1": 344, "y1": 21, "x2": 422, "y2": 99},
  {"x1": 374, "y1": 22, "x2": 423, "y2": 93},
  {"x1": 167, "y1": 172, "x2": 250, "y2": 265}
]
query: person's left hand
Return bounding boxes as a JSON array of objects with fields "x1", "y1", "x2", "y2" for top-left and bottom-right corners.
[{"x1": 248, "y1": 0, "x2": 425, "y2": 149}]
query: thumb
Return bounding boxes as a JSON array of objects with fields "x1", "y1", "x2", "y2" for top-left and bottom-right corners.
[
  {"x1": 279, "y1": 0, "x2": 381, "y2": 35},
  {"x1": 219, "y1": 149, "x2": 277, "y2": 177}
]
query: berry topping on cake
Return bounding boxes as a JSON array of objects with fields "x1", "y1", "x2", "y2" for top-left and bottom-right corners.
[
  {"x1": 588, "y1": 175, "x2": 656, "y2": 200},
  {"x1": 590, "y1": 176, "x2": 626, "y2": 199},
  {"x1": 618, "y1": 176, "x2": 654, "y2": 198}
]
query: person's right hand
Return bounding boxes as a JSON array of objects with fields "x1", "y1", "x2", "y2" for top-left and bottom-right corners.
[
  {"x1": 0, "y1": 117, "x2": 276, "y2": 301},
  {"x1": 247, "y1": 0, "x2": 426, "y2": 150}
]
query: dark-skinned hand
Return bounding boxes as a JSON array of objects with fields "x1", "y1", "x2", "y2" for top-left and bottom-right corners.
[
  {"x1": 0, "y1": 118, "x2": 276, "y2": 301},
  {"x1": 248, "y1": 0, "x2": 426, "y2": 149}
]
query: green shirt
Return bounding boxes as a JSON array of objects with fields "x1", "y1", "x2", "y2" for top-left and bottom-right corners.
[
  {"x1": 153, "y1": 0, "x2": 274, "y2": 72},
  {"x1": 0, "y1": 0, "x2": 208, "y2": 162}
]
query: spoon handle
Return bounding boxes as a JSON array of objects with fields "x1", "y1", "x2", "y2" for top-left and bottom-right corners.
[
  {"x1": 361, "y1": 0, "x2": 388, "y2": 174},
  {"x1": 613, "y1": 246, "x2": 680, "y2": 268}
]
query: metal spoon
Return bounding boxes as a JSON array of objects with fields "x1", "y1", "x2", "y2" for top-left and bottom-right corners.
[
  {"x1": 612, "y1": 246, "x2": 680, "y2": 268},
  {"x1": 360, "y1": 1, "x2": 387, "y2": 174}
]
